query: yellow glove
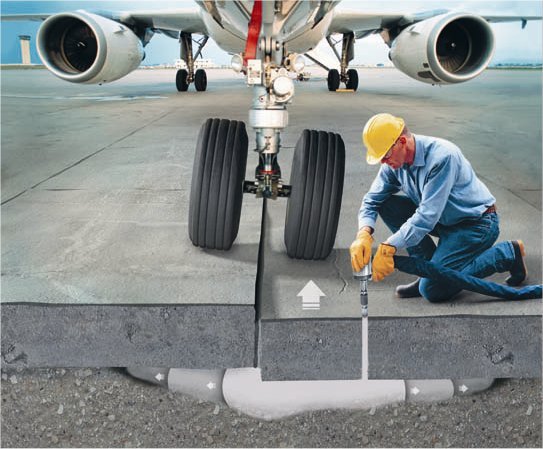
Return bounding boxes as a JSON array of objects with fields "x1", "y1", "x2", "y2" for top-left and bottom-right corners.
[
  {"x1": 372, "y1": 243, "x2": 396, "y2": 282},
  {"x1": 350, "y1": 229, "x2": 374, "y2": 272}
]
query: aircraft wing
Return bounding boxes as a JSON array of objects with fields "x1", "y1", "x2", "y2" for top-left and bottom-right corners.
[
  {"x1": 1, "y1": 14, "x2": 52, "y2": 21},
  {"x1": 1, "y1": 8, "x2": 208, "y2": 36},
  {"x1": 328, "y1": 9, "x2": 542, "y2": 38},
  {"x1": 480, "y1": 15, "x2": 542, "y2": 25},
  {"x1": 112, "y1": 9, "x2": 207, "y2": 35}
]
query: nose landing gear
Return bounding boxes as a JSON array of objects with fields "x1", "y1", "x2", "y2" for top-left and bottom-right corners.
[{"x1": 188, "y1": 5, "x2": 345, "y2": 260}]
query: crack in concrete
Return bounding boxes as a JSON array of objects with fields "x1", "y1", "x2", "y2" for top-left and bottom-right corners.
[{"x1": 333, "y1": 249, "x2": 349, "y2": 294}]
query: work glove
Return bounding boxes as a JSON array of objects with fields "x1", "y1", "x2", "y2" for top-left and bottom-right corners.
[
  {"x1": 372, "y1": 243, "x2": 396, "y2": 282},
  {"x1": 350, "y1": 229, "x2": 373, "y2": 272}
]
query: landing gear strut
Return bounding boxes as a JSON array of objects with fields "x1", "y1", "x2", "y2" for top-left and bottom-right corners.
[{"x1": 176, "y1": 32, "x2": 209, "y2": 92}]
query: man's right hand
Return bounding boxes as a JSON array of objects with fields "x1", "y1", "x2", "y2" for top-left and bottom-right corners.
[{"x1": 350, "y1": 228, "x2": 374, "y2": 272}]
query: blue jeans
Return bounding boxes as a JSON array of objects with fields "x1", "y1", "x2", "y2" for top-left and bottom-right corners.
[{"x1": 379, "y1": 195, "x2": 515, "y2": 302}]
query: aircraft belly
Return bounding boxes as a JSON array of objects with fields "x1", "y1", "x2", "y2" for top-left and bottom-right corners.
[
  {"x1": 284, "y1": 14, "x2": 332, "y2": 53},
  {"x1": 201, "y1": 1, "x2": 332, "y2": 55},
  {"x1": 202, "y1": 13, "x2": 245, "y2": 54}
]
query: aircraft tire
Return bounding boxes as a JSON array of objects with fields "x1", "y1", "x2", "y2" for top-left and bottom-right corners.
[
  {"x1": 189, "y1": 118, "x2": 248, "y2": 250},
  {"x1": 346, "y1": 68, "x2": 359, "y2": 91},
  {"x1": 327, "y1": 69, "x2": 340, "y2": 91},
  {"x1": 176, "y1": 69, "x2": 189, "y2": 92},
  {"x1": 195, "y1": 69, "x2": 207, "y2": 91},
  {"x1": 284, "y1": 129, "x2": 345, "y2": 260}
]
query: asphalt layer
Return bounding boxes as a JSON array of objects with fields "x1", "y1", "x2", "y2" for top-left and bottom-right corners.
[{"x1": 1, "y1": 368, "x2": 541, "y2": 448}]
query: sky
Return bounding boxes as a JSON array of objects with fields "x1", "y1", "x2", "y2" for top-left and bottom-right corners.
[{"x1": 1, "y1": 1, "x2": 542, "y2": 66}]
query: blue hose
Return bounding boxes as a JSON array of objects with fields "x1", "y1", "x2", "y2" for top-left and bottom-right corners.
[{"x1": 393, "y1": 255, "x2": 542, "y2": 300}]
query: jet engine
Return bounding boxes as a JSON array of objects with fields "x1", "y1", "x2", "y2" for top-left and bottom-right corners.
[
  {"x1": 37, "y1": 11, "x2": 144, "y2": 84},
  {"x1": 389, "y1": 12, "x2": 495, "y2": 84}
]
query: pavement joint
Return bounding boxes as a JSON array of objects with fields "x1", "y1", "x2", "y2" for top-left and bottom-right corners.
[
  {"x1": 2, "y1": 108, "x2": 176, "y2": 206},
  {"x1": 478, "y1": 174, "x2": 541, "y2": 212}
]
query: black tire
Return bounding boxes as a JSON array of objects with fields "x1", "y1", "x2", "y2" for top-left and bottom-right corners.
[
  {"x1": 346, "y1": 68, "x2": 359, "y2": 91},
  {"x1": 176, "y1": 69, "x2": 189, "y2": 92},
  {"x1": 194, "y1": 69, "x2": 207, "y2": 91},
  {"x1": 189, "y1": 118, "x2": 248, "y2": 250},
  {"x1": 327, "y1": 69, "x2": 340, "y2": 91},
  {"x1": 284, "y1": 130, "x2": 345, "y2": 260}
]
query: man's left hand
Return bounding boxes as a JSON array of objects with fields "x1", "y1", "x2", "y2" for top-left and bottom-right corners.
[{"x1": 372, "y1": 243, "x2": 396, "y2": 282}]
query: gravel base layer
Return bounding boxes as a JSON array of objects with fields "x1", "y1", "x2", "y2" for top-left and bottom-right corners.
[{"x1": 1, "y1": 368, "x2": 541, "y2": 448}]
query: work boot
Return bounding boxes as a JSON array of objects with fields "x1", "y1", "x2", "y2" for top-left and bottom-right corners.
[
  {"x1": 395, "y1": 278, "x2": 421, "y2": 298},
  {"x1": 506, "y1": 240, "x2": 528, "y2": 286}
]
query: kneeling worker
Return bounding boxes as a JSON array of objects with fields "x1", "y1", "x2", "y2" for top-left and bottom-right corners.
[{"x1": 350, "y1": 113, "x2": 528, "y2": 302}]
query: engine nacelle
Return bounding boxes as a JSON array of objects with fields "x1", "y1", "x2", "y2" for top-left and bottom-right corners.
[
  {"x1": 37, "y1": 11, "x2": 144, "y2": 84},
  {"x1": 389, "y1": 12, "x2": 495, "y2": 84}
]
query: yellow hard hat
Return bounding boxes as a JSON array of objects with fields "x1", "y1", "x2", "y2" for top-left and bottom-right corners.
[{"x1": 362, "y1": 113, "x2": 405, "y2": 165}]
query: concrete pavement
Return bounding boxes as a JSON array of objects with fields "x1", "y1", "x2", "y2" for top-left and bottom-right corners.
[{"x1": 1, "y1": 68, "x2": 541, "y2": 378}]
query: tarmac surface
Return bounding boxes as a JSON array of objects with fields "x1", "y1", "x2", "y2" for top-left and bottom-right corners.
[{"x1": 1, "y1": 68, "x2": 542, "y2": 379}]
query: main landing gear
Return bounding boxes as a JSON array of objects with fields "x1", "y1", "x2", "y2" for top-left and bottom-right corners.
[
  {"x1": 176, "y1": 32, "x2": 209, "y2": 92},
  {"x1": 325, "y1": 32, "x2": 359, "y2": 91}
]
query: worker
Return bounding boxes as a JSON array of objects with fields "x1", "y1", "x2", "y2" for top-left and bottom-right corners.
[{"x1": 350, "y1": 113, "x2": 528, "y2": 302}]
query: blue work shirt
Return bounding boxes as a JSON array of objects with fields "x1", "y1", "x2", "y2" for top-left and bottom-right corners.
[{"x1": 358, "y1": 134, "x2": 496, "y2": 250}]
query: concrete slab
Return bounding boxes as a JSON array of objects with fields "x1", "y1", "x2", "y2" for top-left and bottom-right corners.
[
  {"x1": 2, "y1": 69, "x2": 260, "y2": 307},
  {"x1": 258, "y1": 68, "x2": 541, "y2": 379},
  {"x1": 1, "y1": 69, "x2": 259, "y2": 368},
  {"x1": 1, "y1": 304, "x2": 255, "y2": 368},
  {"x1": 368, "y1": 316, "x2": 542, "y2": 379},
  {"x1": 264, "y1": 67, "x2": 542, "y2": 320},
  {"x1": 259, "y1": 313, "x2": 541, "y2": 381}
]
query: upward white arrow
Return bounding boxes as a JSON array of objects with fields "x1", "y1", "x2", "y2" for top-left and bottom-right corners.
[{"x1": 297, "y1": 281, "x2": 326, "y2": 306}]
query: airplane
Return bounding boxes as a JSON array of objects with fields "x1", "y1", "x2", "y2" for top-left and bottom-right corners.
[{"x1": 3, "y1": 1, "x2": 540, "y2": 261}]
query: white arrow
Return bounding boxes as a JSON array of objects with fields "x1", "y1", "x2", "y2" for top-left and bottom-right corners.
[
  {"x1": 411, "y1": 386, "x2": 420, "y2": 395},
  {"x1": 155, "y1": 373, "x2": 164, "y2": 382},
  {"x1": 459, "y1": 384, "x2": 469, "y2": 393},
  {"x1": 297, "y1": 281, "x2": 326, "y2": 310},
  {"x1": 206, "y1": 382, "x2": 216, "y2": 390}
]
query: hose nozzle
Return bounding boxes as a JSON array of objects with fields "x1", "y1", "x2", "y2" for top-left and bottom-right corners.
[
  {"x1": 354, "y1": 260, "x2": 371, "y2": 318},
  {"x1": 353, "y1": 259, "x2": 372, "y2": 281}
]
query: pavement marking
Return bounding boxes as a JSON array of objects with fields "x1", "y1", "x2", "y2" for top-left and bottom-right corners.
[{"x1": 297, "y1": 280, "x2": 326, "y2": 311}]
